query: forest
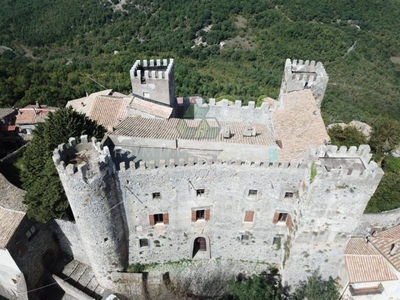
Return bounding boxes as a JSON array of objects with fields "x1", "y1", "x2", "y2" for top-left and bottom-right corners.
[{"x1": 0, "y1": 0, "x2": 400, "y2": 212}]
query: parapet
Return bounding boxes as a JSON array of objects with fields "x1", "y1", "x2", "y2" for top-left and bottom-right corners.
[
  {"x1": 52, "y1": 135, "x2": 114, "y2": 178},
  {"x1": 118, "y1": 156, "x2": 307, "y2": 171},
  {"x1": 315, "y1": 144, "x2": 384, "y2": 181},
  {"x1": 194, "y1": 98, "x2": 273, "y2": 125},
  {"x1": 129, "y1": 58, "x2": 174, "y2": 80}
]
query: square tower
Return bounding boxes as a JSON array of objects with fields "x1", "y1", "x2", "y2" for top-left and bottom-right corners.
[
  {"x1": 279, "y1": 59, "x2": 329, "y2": 108},
  {"x1": 130, "y1": 59, "x2": 175, "y2": 107}
]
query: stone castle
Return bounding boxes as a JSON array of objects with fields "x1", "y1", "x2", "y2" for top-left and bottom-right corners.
[{"x1": 51, "y1": 58, "x2": 386, "y2": 296}]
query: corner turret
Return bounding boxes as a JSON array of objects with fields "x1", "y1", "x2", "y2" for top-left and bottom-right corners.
[{"x1": 53, "y1": 136, "x2": 128, "y2": 289}]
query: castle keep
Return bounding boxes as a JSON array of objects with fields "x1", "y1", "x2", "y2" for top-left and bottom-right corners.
[{"x1": 53, "y1": 59, "x2": 384, "y2": 295}]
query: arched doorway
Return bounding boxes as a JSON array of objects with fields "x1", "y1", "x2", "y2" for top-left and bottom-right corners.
[{"x1": 190, "y1": 235, "x2": 211, "y2": 259}]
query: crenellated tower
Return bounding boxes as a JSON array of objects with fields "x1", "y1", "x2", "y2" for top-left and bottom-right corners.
[
  {"x1": 129, "y1": 58, "x2": 175, "y2": 107},
  {"x1": 279, "y1": 58, "x2": 329, "y2": 107},
  {"x1": 52, "y1": 136, "x2": 128, "y2": 289}
]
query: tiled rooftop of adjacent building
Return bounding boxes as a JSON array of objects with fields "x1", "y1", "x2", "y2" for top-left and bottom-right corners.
[
  {"x1": 111, "y1": 116, "x2": 277, "y2": 146},
  {"x1": 0, "y1": 206, "x2": 25, "y2": 248},
  {"x1": 369, "y1": 225, "x2": 400, "y2": 271},
  {"x1": 15, "y1": 105, "x2": 57, "y2": 125},
  {"x1": 0, "y1": 173, "x2": 26, "y2": 212},
  {"x1": 0, "y1": 108, "x2": 15, "y2": 119},
  {"x1": 344, "y1": 238, "x2": 398, "y2": 283}
]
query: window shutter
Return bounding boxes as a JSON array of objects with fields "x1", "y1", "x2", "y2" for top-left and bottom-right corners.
[
  {"x1": 272, "y1": 212, "x2": 279, "y2": 224},
  {"x1": 205, "y1": 209, "x2": 210, "y2": 221},
  {"x1": 286, "y1": 214, "x2": 292, "y2": 231},
  {"x1": 149, "y1": 215, "x2": 155, "y2": 226},
  {"x1": 163, "y1": 213, "x2": 169, "y2": 225},
  {"x1": 244, "y1": 211, "x2": 255, "y2": 222},
  {"x1": 192, "y1": 210, "x2": 196, "y2": 222}
]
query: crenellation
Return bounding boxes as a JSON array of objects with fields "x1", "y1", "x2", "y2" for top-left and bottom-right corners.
[{"x1": 143, "y1": 60, "x2": 148, "y2": 67}]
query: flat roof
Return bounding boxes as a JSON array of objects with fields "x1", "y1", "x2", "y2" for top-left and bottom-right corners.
[{"x1": 111, "y1": 117, "x2": 276, "y2": 146}]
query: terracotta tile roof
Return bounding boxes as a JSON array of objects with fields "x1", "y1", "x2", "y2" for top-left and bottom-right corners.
[
  {"x1": 0, "y1": 206, "x2": 25, "y2": 248},
  {"x1": 112, "y1": 117, "x2": 276, "y2": 146},
  {"x1": 369, "y1": 225, "x2": 400, "y2": 271},
  {"x1": 66, "y1": 89, "x2": 115, "y2": 116},
  {"x1": 128, "y1": 97, "x2": 172, "y2": 118},
  {"x1": 272, "y1": 89, "x2": 329, "y2": 161},
  {"x1": 0, "y1": 173, "x2": 26, "y2": 212},
  {"x1": 344, "y1": 238, "x2": 398, "y2": 283},
  {"x1": 345, "y1": 238, "x2": 377, "y2": 255},
  {"x1": 0, "y1": 108, "x2": 15, "y2": 119},
  {"x1": 15, "y1": 105, "x2": 57, "y2": 125},
  {"x1": 89, "y1": 96, "x2": 129, "y2": 129}
]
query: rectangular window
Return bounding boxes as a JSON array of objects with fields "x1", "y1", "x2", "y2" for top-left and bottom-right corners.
[
  {"x1": 154, "y1": 214, "x2": 163, "y2": 224},
  {"x1": 244, "y1": 211, "x2": 255, "y2": 222},
  {"x1": 152, "y1": 192, "x2": 161, "y2": 199},
  {"x1": 25, "y1": 225, "x2": 36, "y2": 240},
  {"x1": 139, "y1": 238, "x2": 149, "y2": 247},
  {"x1": 196, "y1": 210, "x2": 205, "y2": 220},
  {"x1": 192, "y1": 209, "x2": 210, "y2": 222},
  {"x1": 278, "y1": 213, "x2": 288, "y2": 222},
  {"x1": 196, "y1": 189, "x2": 205, "y2": 196},
  {"x1": 272, "y1": 237, "x2": 281, "y2": 249},
  {"x1": 149, "y1": 213, "x2": 169, "y2": 225},
  {"x1": 241, "y1": 234, "x2": 250, "y2": 241},
  {"x1": 248, "y1": 189, "x2": 258, "y2": 197},
  {"x1": 284, "y1": 192, "x2": 294, "y2": 198}
]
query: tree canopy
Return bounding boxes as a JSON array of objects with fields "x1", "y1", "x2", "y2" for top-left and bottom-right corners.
[
  {"x1": 21, "y1": 107, "x2": 105, "y2": 222},
  {"x1": 223, "y1": 270, "x2": 339, "y2": 300}
]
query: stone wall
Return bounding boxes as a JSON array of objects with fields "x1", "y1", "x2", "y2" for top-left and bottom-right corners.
[
  {"x1": 50, "y1": 219, "x2": 90, "y2": 265},
  {"x1": 194, "y1": 98, "x2": 273, "y2": 125},
  {"x1": 7, "y1": 218, "x2": 59, "y2": 299},
  {"x1": 119, "y1": 161, "x2": 306, "y2": 266}
]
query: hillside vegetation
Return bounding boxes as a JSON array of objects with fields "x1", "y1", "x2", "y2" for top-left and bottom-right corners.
[
  {"x1": 1, "y1": 0, "x2": 399, "y2": 124},
  {"x1": 1, "y1": 0, "x2": 400, "y2": 214}
]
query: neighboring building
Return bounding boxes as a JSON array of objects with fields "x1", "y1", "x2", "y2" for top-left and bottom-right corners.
[
  {"x1": 0, "y1": 173, "x2": 59, "y2": 300},
  {"x1": 67, "y1": 89, "x2": 172, "y2": 131},
  {"x1": 15, "y1": 103, "x2": 57, "y2": 139},
  {"x1": 342, "y1": 226, "x2": 400, "y2": 299},
  {"x1": 50, "y1": 58, "x2": 387, "y2": 297},
  {"x1": 0, "y1": 108, "x2": 22, "y2": 159}
]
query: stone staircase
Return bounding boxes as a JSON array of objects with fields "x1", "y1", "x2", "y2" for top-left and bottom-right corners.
[{"x1": 60, "y1": 260, "x2": 105, "y2": 299}]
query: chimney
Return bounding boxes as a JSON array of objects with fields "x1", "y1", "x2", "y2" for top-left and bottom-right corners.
[
  {"x1": 222, "y1": 127, "x2": 231, "y2": 139},
  {"x1": 243, "y1": 124, "x2": 256, "y2": 137},
  {"x1": 36, "y1": 101, "x2": 41, "y2": 108},
  {"x1": 389, "y1": 244, "x2": 399, "y2": 256}
]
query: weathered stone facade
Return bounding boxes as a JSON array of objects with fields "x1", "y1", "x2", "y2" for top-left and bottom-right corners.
[{"x1": 51, "y1": 58, "x2": 392, "y2": 297}]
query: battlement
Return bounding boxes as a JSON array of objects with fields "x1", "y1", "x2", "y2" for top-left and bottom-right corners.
[
  {"x1": 52, "y1": 135, "x2": 114, "y2": 178},
  {"x1": 315, "y1": 144, "x2": 384, "y2": 181},
  {"x1": 118, "y1": 156, "x2": 307, "y2": 171},
  {"x1": 196, "y1": 98, "x2": 271, "y2": 111},
  {"x1": 280, "y1": 58, "x2": 329, "y2": 108},
  {"x1": 129, "y1": 59, "x2": 174, "y2": 80},
  {"x1": 194, "y1": 98, "x2": 273, "y2": 125}
]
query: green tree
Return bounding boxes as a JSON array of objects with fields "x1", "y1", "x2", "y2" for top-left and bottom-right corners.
[
  {"x1": 223, "y1": 269, "x2": 283, "y2": 300},
  {"x1": 292, "y1": 272, "x2": 339, "y2": 300},
  {"x1": 369, "y1": 119, "x2": 400, "y2": 156},
  {"x1": 328, "y1": 125, "x2": 367, "y2": 148},
  {"x1": 21, "y1": 107, "x2": 105, "y2": 223}
]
